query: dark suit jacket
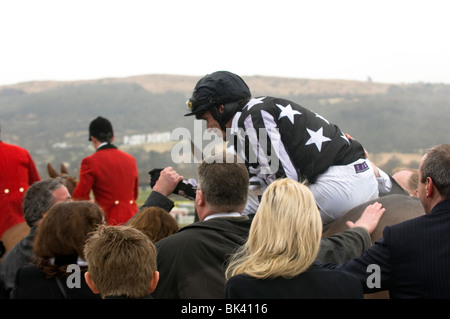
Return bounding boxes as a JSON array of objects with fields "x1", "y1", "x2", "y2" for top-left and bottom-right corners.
[
  {"x1": 320, "y1": 199, "x2": 450, "y2": 298},
  {"x1": 152, "y1": 215, "x2": 251, "y2": 299},
  {"x1": 73, "y1": 144, "x2": 138, "y2": 225},
  {"x1": 225, "y1": 264, "x2": 363, "y2": 299},
  {"x1": 0, "y1": 226, "x2": 36, "y2": 297},
  {"x1": 10, "y1": 264, "x2": 100, "y2": 299}
]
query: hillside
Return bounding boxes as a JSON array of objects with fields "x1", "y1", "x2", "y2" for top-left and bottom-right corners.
[
  {"x1": 1, "y1": 74, "x2": 449, "y2": 184},
  {"x1": 1, "y1": 74, "x2": 392, "y2": 96}
]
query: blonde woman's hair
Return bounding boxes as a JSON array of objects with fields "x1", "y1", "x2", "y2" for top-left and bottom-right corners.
[{"x1": 225, "y1": 178, "x2": 322, "y2": 279}]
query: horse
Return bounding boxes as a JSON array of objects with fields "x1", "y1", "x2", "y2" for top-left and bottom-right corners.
[
  {"x1": 47, "y1": 163, "x2": 78, "y2": 196},
  {"x1": 322, "y1": 193, "x2": 425, "y2": 298},
  {"x1": 323, "y1": 194, "x2": 424, "y2": 244},
  {"x1": 0, "y1": 223, "x2": 30, "y2": 262}
]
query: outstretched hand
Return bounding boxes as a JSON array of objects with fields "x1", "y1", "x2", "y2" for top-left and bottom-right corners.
[{"x1": 346, "y1": 202, "x2": 385, "y2": 234}]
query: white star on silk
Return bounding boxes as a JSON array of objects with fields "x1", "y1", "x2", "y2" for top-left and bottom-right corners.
[
  {"x1": 276, "y1": 103, "x2": 302, "y2": 124},
  {"x1": 305, "y1": 127, "x2": 331, "y2": 152},
  {"x1": 245, "y1": 97, "x2": 266, "y2": 110}
]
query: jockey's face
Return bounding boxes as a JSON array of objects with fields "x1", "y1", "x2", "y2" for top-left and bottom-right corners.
[{"x1": 200, "y1": 109, "x2": 225, "y2": 140}]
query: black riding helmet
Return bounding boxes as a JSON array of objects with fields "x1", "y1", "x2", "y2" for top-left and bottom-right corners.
[
  {"x1": 88, "y1": 116, "x2": 114, "y2": 142},
  {"x1": 185, "y1": 71, "x2": 251, "y2": 130}
]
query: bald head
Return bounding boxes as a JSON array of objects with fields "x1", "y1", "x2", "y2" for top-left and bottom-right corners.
[{"x1": 392, "y1": 168, "x2": 418, "y2": 197}]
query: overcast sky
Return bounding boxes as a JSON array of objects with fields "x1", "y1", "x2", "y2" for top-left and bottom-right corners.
[{"x1": 1, "y1": 0, "x2": 449, "y2": 86}]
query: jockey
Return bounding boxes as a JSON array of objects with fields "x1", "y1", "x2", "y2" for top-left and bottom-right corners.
[{"x1": 184, "y1": 71, "x2": 379, "y2": 225}]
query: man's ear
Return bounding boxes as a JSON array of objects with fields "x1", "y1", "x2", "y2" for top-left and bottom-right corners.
[
  {"x1": 426, "y1": 177, "x2": 434, "y2": 198},
  {"x1": 149, "y1": 271, "x2": 159, "y2": 293},
  {"x1": 84, "y1": 271, "x2": 100, "y2": 294},
  {"x1": 196, "y1": 189, "x2": 205, "y2": 207}
]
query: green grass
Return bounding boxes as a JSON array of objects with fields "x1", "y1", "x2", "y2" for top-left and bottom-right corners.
[{"x1": 136, "y1": 187, "x2": 152, "y2": 206}]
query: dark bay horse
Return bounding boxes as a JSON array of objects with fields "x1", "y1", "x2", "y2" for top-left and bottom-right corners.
[
  {"x1": 47, "y1": 163, "x2": 78, "y2": 196},
  {"x1": 323, "y1": 194, "x2": 424, "y2": 244},
  {"x1": 322, "y1": 194, "x2": 424, "y2": 298}
]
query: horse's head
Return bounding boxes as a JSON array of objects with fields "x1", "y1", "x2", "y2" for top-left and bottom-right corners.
[{"x1": 47, "y1": 163, "x2": 78, "y2": 196}]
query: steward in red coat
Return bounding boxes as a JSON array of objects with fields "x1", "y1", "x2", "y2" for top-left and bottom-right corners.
[
  {"x1": 0, "y1": 140, "x2": 40, "y2": 238},
  {"x1": 73, "y1": 117, "x2": 138, "y2": 225}
]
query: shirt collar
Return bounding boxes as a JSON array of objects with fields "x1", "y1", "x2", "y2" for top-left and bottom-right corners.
[
  {"x1": 96, "y1": 142, "x2": 109, "y2": 150},
  {"x1": 204, "y1": 212, "x2": 241, "y2": 221}
]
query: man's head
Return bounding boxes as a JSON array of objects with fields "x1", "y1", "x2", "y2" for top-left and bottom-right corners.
[
  {"x1": 22, "y1": 178, "x2": 71, "y2": 227},
  {"x1": 195, "y1": 151, "x2": 249, "y2": 221},
  {"x1": 185, "y1": 71, "x2": 251, "y2": 133},
  {"x1": 84, "y1": 225, "x2": 159, "y2": 299},
  {"x1": 392, "y1": 168, "x2": 419, "y2": 197},
  {"x1": 89, "y1": 116, "x2": 114, "y2": 143},
  {"x1": 418, "y1": 144, "x2": 450, "y2": 214}
]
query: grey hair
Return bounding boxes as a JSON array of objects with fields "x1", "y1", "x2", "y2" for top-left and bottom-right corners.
[
  {"x1": 23, "y1": 178, "x2": 65, "y2": 227},
  {"x1": 420, "y1": 144, "x2": 450, "y2": 199}
]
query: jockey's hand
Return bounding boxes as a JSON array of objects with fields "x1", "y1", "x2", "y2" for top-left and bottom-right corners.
[
  {"x1": 152, "y1": 167, "x2": 184, "y2": 197},
  {"x1": 346, "y1": 202, "x2": 385, "y2": 234}
]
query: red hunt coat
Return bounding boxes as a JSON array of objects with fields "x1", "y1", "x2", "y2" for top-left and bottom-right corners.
[
  {"x1": 0, "y1": 141, "x2": 41, "y2": 237},
  {"x1": 73, "y1": 144, "x2": 138, "y2": 225}
]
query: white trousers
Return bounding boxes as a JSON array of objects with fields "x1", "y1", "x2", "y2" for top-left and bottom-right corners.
[
  {"x1": 243, "y1": 159, "x2": 379, "y2": 226},
  {"x1": 309, "y1": 158, "x2": 379, "y2": 225}
]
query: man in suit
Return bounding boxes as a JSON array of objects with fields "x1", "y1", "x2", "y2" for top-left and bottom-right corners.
[
  {"x1": 0, "y1": 124, "x2": 40, "y2": 256},
  {"x1": 73, "y1": 116, "x2": 138, "y2": 225},
  {"x1": 319, "y1": 144, "x2": 450, "y2": 298},
  {"x1": 147, "y1": 152, "x2": 251, "y2": 299}
]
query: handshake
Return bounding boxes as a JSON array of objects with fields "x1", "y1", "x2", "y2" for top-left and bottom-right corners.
[{"x1": 149, "y1": 168, "x2": 197, "y2": 200}]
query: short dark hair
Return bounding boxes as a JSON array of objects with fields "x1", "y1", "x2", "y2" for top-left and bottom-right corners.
[
  {"x1": 420, "y1": 144, "x2": 450, "y2": 199},
  {"x1": 198, "y1": 151, "x2": 249, "y2": 212}
]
